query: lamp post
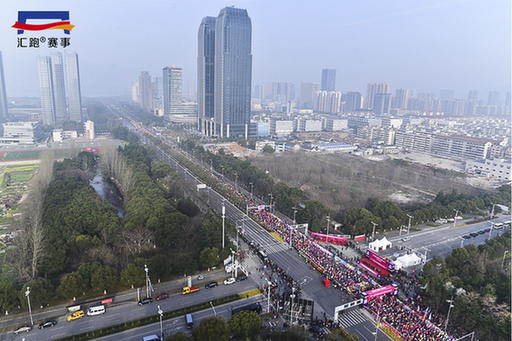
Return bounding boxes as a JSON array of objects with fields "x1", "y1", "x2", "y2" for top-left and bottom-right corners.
[
  {"x1": 371, "y1": 221, "x2": 378, "y2": 240},
  {"x1": 326, "y1": 215, "x2": 330, "y2": 238},
  {"x1": 249, "y1": 182, "x2": 254, "y2": 200},
  {"x1": 222, "y1": 201, "x2": 225, "y2": 249},
  {"x1": 268, "y1": 193, "x2": 273, "y2": 213},
  {"x1": 444, "y1": 297, "x2": 454, "y2": 332},
  {"x1": 490, "y1": 203, "x2": 496, "y2": 217},
  {"x1": 502, "y1": 251, "x2": 509, "y2": 270},
  {"x1": 25, "y1": 286, "x2": 33, "y2": 326},
  {"x1": 407, "y1": 214, "x2": 413, "y2": 234},
  {"x1": 144, "y1": 264, "x2": 150, "y2": 298},
  {"x1": 453, "y1": 209, "x2": 460, "y2": 228},
  {"x1": 234, "y1": 172, "x2": 238, "y2": 189},
  {"x1": 221, "y1": 165, "x2": 225, "y2": 180},
  {"x1": 210, "y1": 301, "x2": 217, "y2": 317},
  {"x1": 157, "y1": 305, "x2": 164, "y2": 340},
  {"x1": 210, "y1": 159, "x2": 213, "y2": 172}
]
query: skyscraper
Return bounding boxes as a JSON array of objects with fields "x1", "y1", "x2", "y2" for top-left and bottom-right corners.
[
  {"x1": 373, "y1": 93, "x2": 392, "y2": 114},
  {"x1": 0, "y1": 51, "x2": 8, "y2": 122},
  {"x1": 139, "y1": 71, "x2": 153, "y2": 112},
  {"x1": 214, "y1": 7, "x2": 252, "y2": 138},
  {"x1": 345, "y1": 92, "x2": 363, "y2": 112},
  {"x1": 487, "y1": 91, "x2": 500, "y2": 106},
  {"x1": 321, "y1": 68, "x2": 336, "y2": 91},
  {"x1": 365, "y1": 82, "x2": 389, "y2": 109},
  {"x1": 468, "y1": 90, "x2": 479, "y2": 100},
  {"x1": 162, "y1": 65, "x2": 183, "y2": 117},
  {"x1": 300, "y1": 82, "x2": 320, "y2": 109},
  {"x1": 65, "y1": 52, "x2": 82, "y2": 122},
  {"x1": 394, "y1": 88, "x2": 409, "y2": 109},
  {"x1": 197, "y1": 16, "x2": 216, "y2": 135},
  {"x1": 37, "y1": 56, "x2": 56, "y2": 125},
  {"x1": 50, "y1": 52, "x2": 67, "y2": 123}
]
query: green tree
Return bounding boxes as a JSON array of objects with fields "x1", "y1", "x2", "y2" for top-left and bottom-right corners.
[
  {"x1": 192, "y1": 316, "x2": 230, "y2": 341},
  {"x1": 56, "y1": 271, "x2": 88, "y2": 299},
  {"x1": 120, "y1": 263, "x2": 146, "y2": 288},
  {"x1": 152, "y1": 160, "x2": 173, "y2": 179},
  {"x1": 91, "y1": 265, "x2": 118, "y2": 293},
  {"x1": 199, "y1": 247, "x2": 219, "y2": 270},
  {"x1": 165, "y1": 331, "x2": 191, "y2": 341},
  {"x1": 0, "y1": 283, "x2": 21, "y2": 313},
  {"x1": 19, "y1": 278, "x2": 54, "y2": 309},
  {"x1": 229, "y1": 311, "x2": 261, "y2": 339},
  {"x1": 262, "y1": 144, "x2": 275, "y2": 154}
]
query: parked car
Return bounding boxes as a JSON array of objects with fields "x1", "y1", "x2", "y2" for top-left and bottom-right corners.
[
  {"x1": 205, "y1": 281, "x2": 218, "y2": 289},
  {"x1": 38, "y1": 320, "x2": 57, "y2": 329},
  {"x1": 14, "y1": 325, "x2": 32, "y2": 334},
  {"x1": 478, "y1": 230, "x2": 486, "y2": 234},
  {"x1": 138, "y1": 298, "x2": 153, "y2": 306},
  {"x1": 223, "y1": 277, "x2": 236, "y2": 285},
  {"x1": 470, "y1": 232, "x2": 479, "y2": 237},
  {"x1": 156, "y1": 293, "x2": 169, "y2": 301},
  {"x1": 484, "y1": 227, "x2": 491, "y2": 232},
  {"x1": 401, "y1": 237, "x2": 410, "y2": 242},
  {"x1": 67, "y1": 310, "x2": 85, "y2": 322},
  {"x1": 462, "y1": 235, "x2": 471, "y2": 239},
  {"x1": 236, "y1": 275, "x2": 248, "y2": 282},
  {"x1": 197, "y1": 275, "x2": 204, "y2": 280}
]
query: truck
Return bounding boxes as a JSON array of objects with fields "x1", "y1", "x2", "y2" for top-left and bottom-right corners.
[{"x1": 182, "y1": 286, "x2": 199, "y2": 294}]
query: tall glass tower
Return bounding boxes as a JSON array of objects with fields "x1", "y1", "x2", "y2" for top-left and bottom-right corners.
[
  {"x1": 162, "y1": 65, "x2": 183, "y2": 117},
  {"x1": 50, "y1": 52, "x2": 67, "y2": 123},
  {"x1": 214, "y1": 7, "x2": 252, "y2": 139},
  {"x1": 65, "y1": 52, "x2": 82, "y2": 122},
  {"x1": 321, "y1": 68, "x2": 336, "y2": 92},
  {"x1": 197, "y1": 16, "x2": 216, "y2": 136},
  {"x1": 0, "y1": 51, "x2": 8, "y2": 122},
  {"x1": 37, "y1": 56, "x2": 56, "y2": 125}
]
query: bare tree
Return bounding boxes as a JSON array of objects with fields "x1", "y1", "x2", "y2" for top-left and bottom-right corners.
[{"x1": 120, "y1": 227, "x2": 155, "y2": 256}]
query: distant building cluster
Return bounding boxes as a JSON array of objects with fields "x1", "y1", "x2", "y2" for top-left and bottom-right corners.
[{"x1": 37, "y1": 51, "x2": 83, "y2": 125}]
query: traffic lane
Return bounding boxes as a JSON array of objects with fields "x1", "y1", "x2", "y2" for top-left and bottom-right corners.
[{"x1": 93, "y1": 295, "x2": 264, "y2": 341}]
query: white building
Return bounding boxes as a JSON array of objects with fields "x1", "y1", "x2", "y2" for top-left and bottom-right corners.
[
  {"x1": 2, "y1": 121, "x2": 42, "y2": 144},
  {"x1": 465, "y1": 158, "x2": 511, "y2": 181},
  {"x1": 84, "y1": 120, "x2": 95, "y2": 139}
]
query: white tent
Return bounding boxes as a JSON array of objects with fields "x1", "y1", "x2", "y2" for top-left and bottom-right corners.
[
  {"x1": 368, "y1": 236, "x2": 392, "y2": 252},
  {"x1": 395, "y1": 253, "x2": 422, "y2": 268}
]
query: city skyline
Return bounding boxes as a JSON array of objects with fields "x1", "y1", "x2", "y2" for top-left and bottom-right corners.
[{"x1": 0, "y1": 0, "x2": 510, "y2": 98}]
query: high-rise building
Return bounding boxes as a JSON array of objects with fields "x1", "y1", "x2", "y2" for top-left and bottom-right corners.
[
  {"x1": 321, "y1": 68, "x2": 336, "y2": 91},
  {"x1": 139, "y1": 71, "x2": 153, "y2": 112},
  {"x1": 487, "y1": 91, "x2": 500, "y2": 106},
  {"x1": 365, "y1": 82, "x2": 389, "y2": 109},
  {"x1": 468, "y1": 90, "x2": 479, "y2": 100},
  {"x1": 373, "y1": 93, "x2": 392, "y2": 114},
  {"x1": 0, "y1": 51, "x2": 8, "y2": 122},
  {"x1": 345, "y1": 92, "x2": 363, "y2": 112},
  {"x1": 65, "y1": 52, "x2": 82, "y2": 122},
  {"x1": 50, "y1": 52, "x2": 67, "y2": 123},
  {"x1": 214, "y1": 7, "x2": 252, "y2": 138},
  {"x1": 394, "y1": 88, "x2": 409, "y2": 109},
  {"x1": 300, "y1": 82, "x2": 320, "y2": 109},
  {"x1": 37, "y1": 55, "x2": 56, "y2": 125},
  {"x1": 197, "y1": 16, "x2": 216, "y2": 135},
  {"x1": 163, "y1": 65, "x2": 184, "y2": 117},
  {"x1": 131, "y1": 81, "x2": 139, "y2": 102}
]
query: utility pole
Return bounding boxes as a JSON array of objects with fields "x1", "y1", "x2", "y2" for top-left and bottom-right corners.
[
  {"x1": 407, "y1": 214, "x2": 413, "y2": 234},
  {"x1": 444, "y1": 297, "x2": 454, "y2": 332},
  {"x1": 158, "y1": 305, "x2": 164, "y2": 340},
  {"x1": 250, "y1": 182, "x2": 253, "y2": 200},
  {"x1": 222, "y1": 201, "x2": 225, "y2": 249},
  {"x1": 371, "y1": 221, "x2": 378, "y2": 240},
  {"x1": 268, "y1": 193, "x2": 273, "y2": 213},
  {"x1": 25, "y1": 287, "x2": 33, "y2": 326},
  {"x1": 144, "y1": 264, "x2": 150, "y2": 298},
  {"x1": 453, "y1": 209, "x2": 459, "y2": 228},
  {"x1": 490, "y1": 203, "x2": 496, "y2": 217},
  {"x1": 326, "y1": 215, "x2": 330, "y2": 238}
]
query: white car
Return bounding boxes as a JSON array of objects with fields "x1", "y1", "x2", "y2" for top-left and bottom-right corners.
[
  {"x1": 223, "y1": 277, "x2": 236, "y2": 285},
  {"x1": 197, "y1": 275, "x2": 204, "y2": 280},
  {"x1": 401, "y1": 237, "x2": 410, "y2": 242}
]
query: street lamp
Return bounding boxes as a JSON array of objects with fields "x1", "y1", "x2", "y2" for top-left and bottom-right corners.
[
  {"x1": 144, "y1": 265, "x2": 150, "y2": 298},
  {"x1": 292, "y1": 206, "x2": 297, "y2": 224},
  {"x1": 326, "y1": 215, "x2": 330, "y2": 238},
  {"x1": 234, "y1": 172, "x2": 238, "y2": 189},
  {"x1": 268, "y1": 193, "x2": 273, "y2": 213},
  {"x1": 444, "y1": 297, "x2": 454, "y2": 332},
  {"x1": 490, "y1": 203, "x2": 496, "y2": 217},
  {"x1": 210, "y1": 301, "x2": 217, "y2": 317},
  {"x1": 502, "y1": 251, "x2": 509, "y2": 270},
  {"x1": 222, "y1": 201, "x2": 226, "y2": 249},
  {"x1": 25, "y1": 286, "x2": 33, "y2": 326},
  {"x1": 407, "y1": 214, "x2": 413, "y2": 234},
  {"x1": 157, "y1": 305, "x2": 164, "y2": 340},
  {"x1": 221, "y1": 165, "x2": 225, "y2": 179},
  {"x1": 249, "y1": 182, "x2": 254, "y2": 200},
  {"x1": 453, "y1": 209, "x2": 460, "y2": 228},
  {"x1": 371, "y1": 221, "x2": 378, "y2": 240}
]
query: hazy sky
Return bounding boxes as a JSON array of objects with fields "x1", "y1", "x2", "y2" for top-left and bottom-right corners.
[{"x1": 1, "y1": 0, "x2": 510, "y2": 99}]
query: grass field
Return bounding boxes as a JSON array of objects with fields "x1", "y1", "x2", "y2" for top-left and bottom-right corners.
[{"x1": 1, "y1": 148, "x2": 82, "y2": 160}]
